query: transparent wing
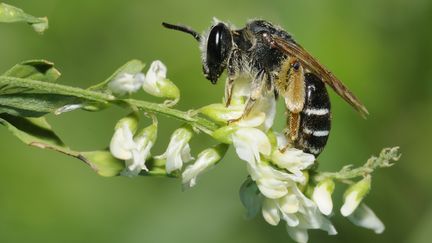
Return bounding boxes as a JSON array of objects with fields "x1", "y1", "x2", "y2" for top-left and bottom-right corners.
[{"x1": 265, "y1": 34, "x2": 369, "y2": 117}]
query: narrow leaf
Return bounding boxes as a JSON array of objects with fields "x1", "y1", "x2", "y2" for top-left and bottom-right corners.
[
  {"x1": 0, "y1": 113, "x2": 125, "y2": 177},
  {"x1": 3, "y1": 60, "x2": 61, "y2": 82},
  {"x1": 0, "y1": 93, "x2": 80, "y2": 117},
  {"x1": 0, "y1": 113, "x2": 65, "y2": 147}
]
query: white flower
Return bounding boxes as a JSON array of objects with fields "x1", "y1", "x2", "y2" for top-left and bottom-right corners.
[
  {"x1": 108, "y1": 72, "x2": 145, "y2": 96},
  {"x1": 246, "y1": 92, "x2": 276, "y2": 131},
  {"x1": 159, "y1": 127, "x2": 194, "y2": 174},
  {"x1": 109, "y1": 113, "x2": 139, "y2": 160},
  {"x1": 271, "y1": 148, "x2": 315, "y2": 183},
  {"x1": 122, "y1": 121, "x2": 158, "y2": 177},
  {"x1": 312, "y1": 179, "x2": 335, "y2": 216},
  {"x1": 109, "y1": 114, "x2": 158, "y2": 177},
  {"x1": 143, "y1": 60, "x2": 180, "y2": 100},
  {"x1": 182, "y1": 144, "x2": 228, "y2": 189},
  {"x1": 347, "y1": 204, "x2": 385, "y2": 234},
  {"x1": 260, "y1": 182, "x2": 337, "y2": 243},
  {"x1": 341, "y1": 176, "x2": 371, "y2": 216},
  {"x1": 232, "y1": 127, "x2": 271, "y2": 165},
  {"x1": 262, "y1": 198, "x2": 281, "y2": 225}
]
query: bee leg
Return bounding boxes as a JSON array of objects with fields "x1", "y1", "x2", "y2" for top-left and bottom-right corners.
[
  {"x1": 227, "y1": 70, "x2": 267, "y2": 124},
  {"x1": 280, "y1": 110, "x2": 301, "y2": 152},
  {"x1": 224, "y1": 77, "x2": 235, "y2": 107},
  {"x1": 225, "y1": 49, "x2": 242, "y2": 107}
]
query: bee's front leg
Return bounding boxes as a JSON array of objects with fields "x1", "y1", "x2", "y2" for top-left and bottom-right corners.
[
  {"x1": 228, "y1": 70, "x2": 268, "y2": 124},
  {"x1": 224, "y1": 77, "x2": 235, "y2": 107}
]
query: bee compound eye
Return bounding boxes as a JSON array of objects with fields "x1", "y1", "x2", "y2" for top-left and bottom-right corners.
[
  {"x1": 205, "y1": 23, "x2": 232, "y2": 82},
  {"x1": 207, "y1": 24, "x2": 228, "y2": 63}
]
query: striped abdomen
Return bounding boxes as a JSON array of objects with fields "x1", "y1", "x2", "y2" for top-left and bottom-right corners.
[{"x1": 295, "y1": 73, "x2": 331, "y2": 156}]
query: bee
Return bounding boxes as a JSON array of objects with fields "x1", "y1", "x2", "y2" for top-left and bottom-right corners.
[{"x1": 162, "y1": 19, "x2": 368, "y2": 156}]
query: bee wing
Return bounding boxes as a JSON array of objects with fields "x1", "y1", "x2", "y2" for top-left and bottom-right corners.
[{"x1": 267, "y1": 35, "x2": 369, "y2": 117}]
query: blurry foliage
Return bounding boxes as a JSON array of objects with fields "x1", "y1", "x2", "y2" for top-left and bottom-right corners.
[{"x1": 0, "y1": 0, "x2": 431, "y2": 243}]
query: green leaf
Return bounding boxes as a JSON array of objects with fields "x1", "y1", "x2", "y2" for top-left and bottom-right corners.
[
  {"x1": 3, "y1": 60, "x2": 61, "y2": 82},
  {"x1": 0, "y1": 113, "x2": 125, "y2": 177},
  {"x1": 87, "y1": 59, "x2": 145, "y2": 91},
  {"x1": 0, "y1": 93, "x2": 80, "y2": 117},
  {"x1": 0, "y1": 113, "x2": 65, "y2": 147},
  {"x1": 0, "y1": 3, "x2": 48, "y2": 33}
]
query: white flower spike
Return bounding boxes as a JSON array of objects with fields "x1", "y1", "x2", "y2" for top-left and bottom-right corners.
[
  {"x1": 312, "y1": 179, "x2": 335, "y2": 216},
  {"x1": 108, "y1": 72, "x2": 145, "y2": 96},
  {"x1": 182, "y1": 144, "x2": 228, "y2": 189},
  {"x1": 341, "y1": 175, "x2": 371, "y2": 216},
  {"x1": 159, "y1": 126, "x2": 194, "y2": 174},
  {"x1": 143, "y1": 60, "x2": 180, "y2": 101}
]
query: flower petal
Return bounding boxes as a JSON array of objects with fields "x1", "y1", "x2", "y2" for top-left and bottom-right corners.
[
  {"x1": 279, "y1": 193, "x2": 300, "y2": 214},
  {"x1": 347, "y1": 204, "x2": 385, "y2": 234},
  {"x1": 286, "y1": 227, "x2": 309, "y2": 243},
  {"x1": 182, "y1": 144, "x2": 227, "y2": 188},
  {"x1": 232, "y1": 127, "x2": 271, "y2": 165},
  {"x1": 109, "y1": 124, "x2": 135, "y2": 160},
  {"x1": 262, "y1": 199, "x2": 280, "y2": 226},
  {"x1": 312, "y1": 179, "x2": 335, "y2": 216},
  {"x1": 109, "y1": 72, "x2": 145, "y2": 96}
]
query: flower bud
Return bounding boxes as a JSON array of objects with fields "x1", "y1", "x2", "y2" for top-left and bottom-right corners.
[
  {"x1": 143, "y1": 60, "x2": 180, "y2": 100},
  {"x1": 199, "y1": 103, "x2": 244, "y2": 124},
  {"x1": 341, "y1": 176, "x2": 371, "y2": 216},
  {"x1": 212, "y1": 125, "x2": 237, "y2": 144},
  {"x1": 312, "y1": 179, "x2": 335, "y2": 216},
  {"x1": 110, "y1": 113, "x2": 139, "y2": 160},
  {"x1": 108, "y1": 72, "x2": 145, "y2": 96},
  {"x1": 182, "y1": 144, "x2": 228, "y2": 188}
]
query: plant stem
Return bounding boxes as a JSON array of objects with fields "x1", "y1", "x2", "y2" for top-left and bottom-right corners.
[
  {"x1": 122, "y1": 99, "x2": 218, "y2": 134},
  {"x1": 0, "y1": 76, "x2": 219, "y2": 135},
  {"x1": 314, "y1": 147, "x2": 400, "y2": 182}
]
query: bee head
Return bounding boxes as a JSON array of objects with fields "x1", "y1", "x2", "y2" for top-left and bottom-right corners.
[
  {"x1": 202, "y1": 22, "x2": 233, "y2": 84},
  {"x1": 162, "y1": 21, "x2": 233, "y2": 85}
]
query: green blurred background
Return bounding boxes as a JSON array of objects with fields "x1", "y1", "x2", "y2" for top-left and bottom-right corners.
[{"x1": 1, "y1": 0, "x2": 431, "y2": 242}]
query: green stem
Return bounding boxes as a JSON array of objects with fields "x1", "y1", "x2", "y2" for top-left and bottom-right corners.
[
  {"x1": 122, "y1": 99, "x2": 218, "y2": 134},
  {"x1": 0, "y1": 76, "x2": 219, "y2": 134},
  {"x1": 314, "y1": 147, "x2": 400, "y2": 182}
]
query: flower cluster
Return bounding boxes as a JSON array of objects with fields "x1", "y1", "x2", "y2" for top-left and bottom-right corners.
[
  {"x1": 108, "y1": 62, "x2": 386, "y2": 243},
  {"x1": 200, "y1": 77, "x2": 384, "y2": 242},
  {"x1": 109, "y1": 60, "x2": 227, "y2": 186}
]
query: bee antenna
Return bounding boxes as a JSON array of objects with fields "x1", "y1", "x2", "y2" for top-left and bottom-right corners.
[{"x1": 162, "y1": 22, "x2": 201, "y2": 42}]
